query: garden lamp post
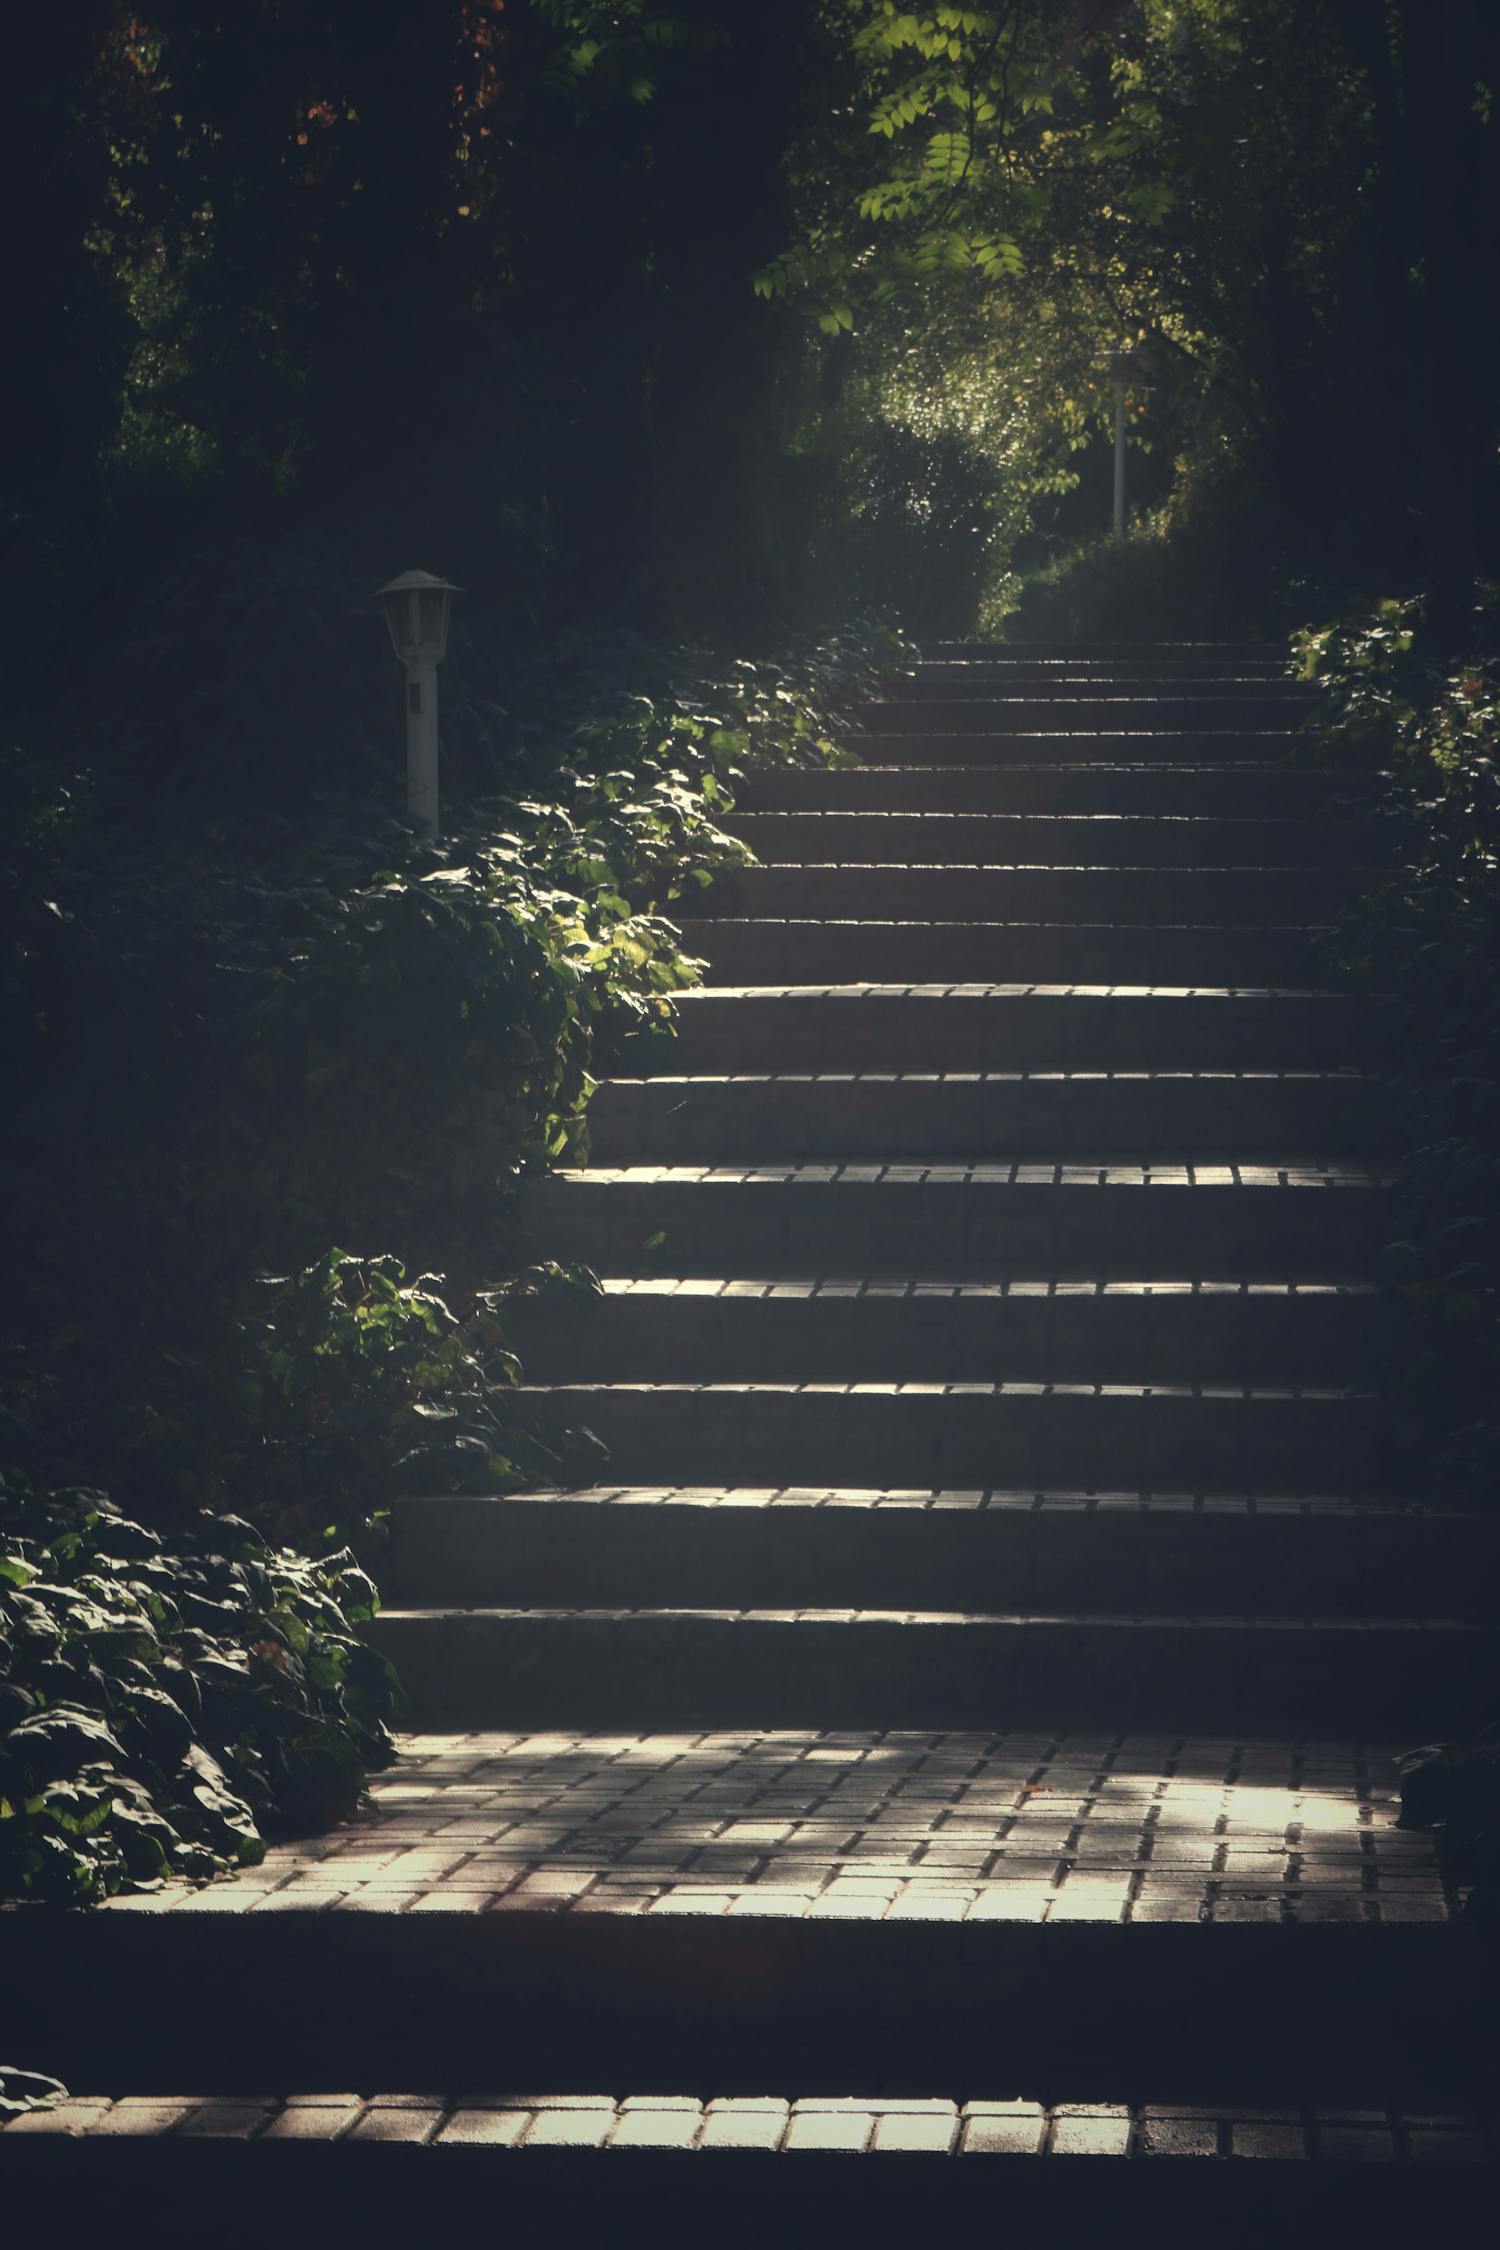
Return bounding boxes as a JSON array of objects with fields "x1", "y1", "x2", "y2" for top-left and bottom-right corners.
[
  {"x1": 1106, "y1": 349, "x2": 1145, "y2": 543},
  {"x1": 376, "y1": 570, "x2": 460, "y2": 838}
]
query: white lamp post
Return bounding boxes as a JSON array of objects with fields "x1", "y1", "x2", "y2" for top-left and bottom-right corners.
[
  {"x1": 1105, "y1": 350, "x2": 1145, "y2": 543},
  {"x1": 376, "y1": 570, "x2": 460, "y2": 837}
]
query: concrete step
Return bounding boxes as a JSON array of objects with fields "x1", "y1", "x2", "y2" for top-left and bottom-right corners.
[
  {"x1": 694, "y1": 863, "x2": 1374, "y2": 926},
  {"x1": 920, "y1": 639, "x2": 1286, "y2": 663},
  {"x1": 0, "y1": 1730, "x2": 1478, "y2": 2105},
  {"x1": 519, "y1": 1162, "x2": 1389, "y2": 1280},
  {"x1": 723, "y1": 810, "x2": 1385, "y2": 870},
  {"x1": 384, "y1": 1488, "x2": 1493, "y2": 1619},
  {"x1": 688, "y1": 918, "x2": 1331, "y2": 987},
  {"x1": 860, "y1": 697, "x2": 1314, "y2": 735},
  {"x1": 742, "y1": 764, "x2": 1386, "y2": 816},
  {"x1": 371, "y1": 1608, "x2": 1486, "y2": 1737},
  {"x1": 503, "y1": 1278, "x2": 1385, "y2": 1390},
  {"x1": 6, "y1": 2093, "x2": 1488, "y2": 2243},
  {"x1": 513, "y1": 1378, "x2": 1391, "y2": 1489},
  {"x1": 849, "y1": 731, "x2": 1307, "y2": 765},
  {"x1": 645, "y1": 987, "x2": 1372, "y2": 1075},
  {"x1": 900, "y1": 660, "x2": 1293, "y2": 686},
  {"x1": 887, "y1": 679, "x2": 1318, "y2": 709},
  {"x1": 586, "y1": 1071, "x2": 1383, "y2": 1162}
]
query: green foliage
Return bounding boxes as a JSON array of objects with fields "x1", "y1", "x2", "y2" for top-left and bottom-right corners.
[
  {"x1": 1292, "y1": 598, "x2": 1427, "y2": 761},
  {"x1": 751, "y1": 3, "x2": 1500, "y2": 634},
  {"x1": 137, "y1": 1252, "x2": 605, "y2": 1535},
  {"x1": 4, "y1": 792, "x2": 694, "y2": 1492},
  {"x1": 0, "y1": 1477, "x2": 404, "y2": 1903},
  {"x1": 537, "y1": 2, "x2": 729, "y2": 100},
  {"x1": 6, "y1": 632, "x2": 887, "y2": 1373},
  {"x1": 998, "y1": 467, "x2": 1292, "y2": 640},
  {"x1": 17, "y1": 3, "x2": 1500, "y2": 681},
  {"x1": 1294, "y1": 595, "x2": 1500, "y2": 1502},
  {"x1": 15, "y1": 2, "x2": 851, "y2": 665},
  {"x1": 0, "y1": 623, "x2": 892, "y2": 1900}
]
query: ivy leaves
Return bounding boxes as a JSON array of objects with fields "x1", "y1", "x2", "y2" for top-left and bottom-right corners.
[{"x1": 0, "y1": 1482, "x2": 404, "y2": 1904}]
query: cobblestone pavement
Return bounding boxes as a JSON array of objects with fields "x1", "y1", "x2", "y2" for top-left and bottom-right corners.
[
  {"x1": 3, "y1": 2092, "x2": 1485, "y2": 2159},
  {"x1": 104, "y1": 1729, "x2": 1452, "y2": 1924},
  {"x1": 562, "y1": 1159, "x2": 1390, "y2": 1187}
]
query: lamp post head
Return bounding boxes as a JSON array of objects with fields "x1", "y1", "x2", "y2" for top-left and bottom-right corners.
[
  {"x1": 1105, "y1": 346, "x2": 1148, "y2": 385},
  {"x1": 376, "y1": 570, "x2": 461, "y2": 665}
]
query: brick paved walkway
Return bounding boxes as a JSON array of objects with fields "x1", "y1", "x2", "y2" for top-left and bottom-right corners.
[
  {"x1": 6, "y1": 2090, "x2": 1484, "y2": 2161},
  {"x1": 108, "y1": 1729, "x2": 1451, "y2": 1925}
]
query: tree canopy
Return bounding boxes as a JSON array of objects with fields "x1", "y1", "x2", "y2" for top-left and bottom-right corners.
[{"x1": 5, "y1": 0, "x2": 1498, "y2": 682}]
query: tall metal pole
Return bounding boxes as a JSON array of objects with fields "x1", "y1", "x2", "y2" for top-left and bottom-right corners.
[
  {"x1": 406, "y1": 659, "x2": 440, "y2": 837},
  {"x1": 1113, "y1": 378, "x2": 1127, "y2": 543}
]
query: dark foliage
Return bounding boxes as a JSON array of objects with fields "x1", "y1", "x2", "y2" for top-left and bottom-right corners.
[
  {"x1": 0, "y1": 1477, "x2": 403, "y2": 1901},
  {"x1": 1295, "y1": 599, "x2": 1500, "y2": 1504},
  {"x1": 0, "y1": 620, "x2": 895, "y2": 1895},
  {"x1": 1298, "y1": 597, "x2": 1500, "y2": 1928},
  {"x1": 1398, "y1": 1729, "x2": 1500, "y2": 1927}
]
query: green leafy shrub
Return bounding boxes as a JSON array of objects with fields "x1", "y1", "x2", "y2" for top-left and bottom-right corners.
[
  {"x1": 8, "y1": 625, "x2": 890, "y2": 1291},
  {"x1": 133, "y1": 1250, "x2": 608, "y2": 1536},
  {"x1": 0, "y1": 1478, "x2": 403, "y2": 1902},
  {"x1": 1294, "y1": 596, "x2": 1500, "y2": 1931},
  {"x1": 1292, "y1": 596, "x2": 1500, "y2": 1504},
  {"x1": 1, "y1": 623, "x2": 901, "y2": 1900},
  {"x1": 7, "y1": 794, "x2": 709, "y2": 1287},
  {"x1": 5, "y1": 628, "x2": 897, "y2": 1507},
  {"x1": 1001, "y1": 472, "x2": 1290, "y2": 645},
  {"x1": 1292, "y1": 596, "x2": 1429, "y2": 761}
]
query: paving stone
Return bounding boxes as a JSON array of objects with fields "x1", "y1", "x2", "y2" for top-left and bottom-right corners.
[
  {"x1": 1139, "y1": 2118, "x2": 1219, "y2": 2157},
  {"x1": 1407, "y1": 2130, "x2": 1488, "y2": 2163},
  {"x1": 1, "y1": 2098, "x2": 113, "y2": 2135},
  {"x1": 784, "y1": 2112, "x2": 874, "y2": 2153},
  {"x1": 88, "y1": 2102, "x2": 197, "y2": 2138},
  {"x1": 872, "y1": 2112, "x2": 957, "y2": 2152},
  {"x1": 174, "y1": 2102, "x2": 275, "y2": 2139},
  {"x1": 1051, "y1": 2112, "x2": 1134, "y2": 2156},
  {"x1": 261, "y1": 2104, "x2": 364, "y2": 2142},
  {"x1": 1231, "y1": 2123, "x2": 1309, "y2": 2160},
  {"x1": 698, "y1": 2110, "x2": 787, "y2": 2151},
  {"x1": 961, "y1": 2114, "x2": 1048, "y2": 2155},
  {"x1": 522, "y1": 2108, "x2": 620, "y2": 2149},
  {"x1": 1318, "y1": 2125, "x2": 1398, "y2": 2162},
  {"x1": 434, "y1": 2110, "x2": 532, "y2": 2147},
  {"x1": 347, "y1": 2106, "x2": 444, "y2": 2144},
  {"x1": 609, "y1": 2109, "x2": 704, "y2": 2150}
]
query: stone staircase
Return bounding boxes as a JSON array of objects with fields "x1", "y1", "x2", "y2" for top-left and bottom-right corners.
[{"x1": 7, "y1": 643, "x2": 1495, "y2": 2222}]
